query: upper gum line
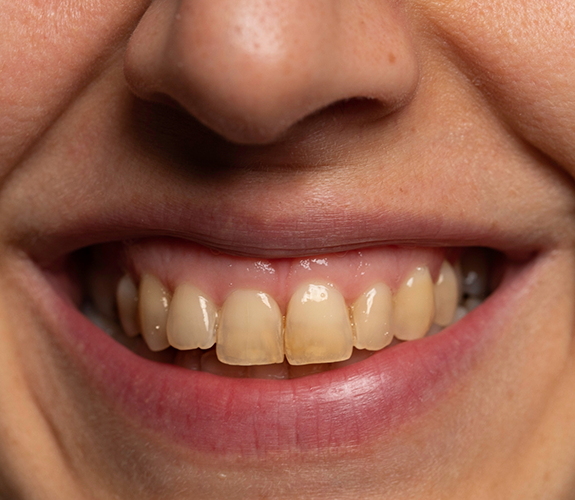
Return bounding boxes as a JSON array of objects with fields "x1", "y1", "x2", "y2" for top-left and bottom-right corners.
[{"x1": 116, "y1": 239, "x2": 447, "y2": 312}]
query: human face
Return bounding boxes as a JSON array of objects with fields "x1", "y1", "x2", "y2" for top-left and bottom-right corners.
[{"x1": 1, "y1": 1, "x2": 575, "y2": 498}]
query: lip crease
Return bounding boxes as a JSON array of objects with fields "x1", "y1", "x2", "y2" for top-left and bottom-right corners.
[{"x1": 24, "y1": 244, "x2": 538, "y2": 456}]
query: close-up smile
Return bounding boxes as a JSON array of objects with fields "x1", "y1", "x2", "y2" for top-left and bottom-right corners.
[{"x1": 2, "y1": 1, "x2": 575, "y2": 498}]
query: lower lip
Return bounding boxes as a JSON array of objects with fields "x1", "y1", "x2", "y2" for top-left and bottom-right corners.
[{"x1": 28, "y1": 255, "x2": 536, "y2": 456}]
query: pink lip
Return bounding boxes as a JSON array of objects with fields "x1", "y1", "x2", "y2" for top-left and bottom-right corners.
[{"x1": 25, "y1": 250, "x2": 538, "y2": 456}]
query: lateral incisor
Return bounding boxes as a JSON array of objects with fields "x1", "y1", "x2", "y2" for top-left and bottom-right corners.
[
  {"x1": 285, "y1": 283, "x2": 353, "y2": 365},
  {"x1": 167, "y1": 283, "x2": 217, "y2": 350}
]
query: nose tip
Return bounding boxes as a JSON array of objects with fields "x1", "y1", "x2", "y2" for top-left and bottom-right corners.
[{"x1": 125, "y1": 0, "x2": 419, "y2": 144}]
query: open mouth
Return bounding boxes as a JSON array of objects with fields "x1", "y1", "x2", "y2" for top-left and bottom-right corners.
[
  {"x1": 81, "y1": 239, "x2": 498, "y2": 380},
  {"x1": 23, "y1": 228, "x2": 539, "y2": 455}
]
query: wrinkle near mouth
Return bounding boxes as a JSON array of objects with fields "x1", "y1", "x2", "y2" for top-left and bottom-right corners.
[{"x1": 63, "y1": 238, "x2": 506, "y2": 380}]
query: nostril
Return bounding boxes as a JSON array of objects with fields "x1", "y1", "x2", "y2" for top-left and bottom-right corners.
[{"x1": 125, "y1": 0, "x2": 420, "y2": 145}]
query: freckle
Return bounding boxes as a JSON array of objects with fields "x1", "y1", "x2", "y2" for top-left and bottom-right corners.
[{"x1": 388, "y1": 52, "x2": 396, "y2": 64}]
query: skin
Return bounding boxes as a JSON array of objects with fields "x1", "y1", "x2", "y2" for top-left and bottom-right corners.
[{"x1": 1, "y1": 0, "x2": 575, "y2": 498}]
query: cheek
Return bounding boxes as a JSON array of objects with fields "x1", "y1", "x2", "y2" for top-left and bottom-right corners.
[
  {"x1": 0, "y1": 0, "x2": 147, "y2": 181},
  {"x1": 414, "y1": 0, "x2": 575, "y2": 178}
]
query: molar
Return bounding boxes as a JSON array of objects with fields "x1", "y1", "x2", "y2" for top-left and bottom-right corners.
[
  {"x1": 285, "y1": 283, "x2": 353, "y2": 365},
  {"x1": 392, "y1": 266, "x2": 435, "y2": 341},
  {"x1": 352, "y1": 282, "x2": 393, "y2": 350},
  {"x1": 433, "y1": 261, "x2": 458, "y2": 326},
  {"x1": 139, "y1": 274, "x2": 171, "y2": 351},
  {"x1": 116, "y1": 275, "x2": 140, "y2": 337},
  {"x1": 216, "y1": 290, "x2": 284, "y2": 366},
  {"x1": 167, "y1": 284, "x2": 217, "y2": 350}
]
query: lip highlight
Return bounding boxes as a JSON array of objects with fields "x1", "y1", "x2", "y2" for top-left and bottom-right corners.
[{"x1": 23, "y1": 245, "x2": 539, "y2": 456}]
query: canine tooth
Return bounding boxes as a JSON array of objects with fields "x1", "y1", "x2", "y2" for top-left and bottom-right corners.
[
  {"x1": 285, "y1": 283, "x2": 353, "y2": 365},
  {"x1": 201, "y1": 350, "x2": 248, "y2": 377},
  {"x1": 392, "y1": 266, "x2": 434, "y2": 341},
  {"x1": 139, "y1": 274, "x2": 171, "y2": 352},
  {"x1": 352, "y1": 283, "x2": 393, "y2": 350},
  {"x1": 167, "y1": 284, "x2": 217, "y2": 350},
  {"x1": 248, "y1": 361, "x2": 289, "y2": 380},
  {"x1": 433, "y1": 261, "x2": 458, "y2": 326},
  {"x1": 216, "y1": 290, "x2": 283, "y2": 366},
  {"x1": 461, "y1": 250, "x2": 489, "y2": 297},
  {"x1": 116, "y1": 275, "x2": 140, "y2": 337}
]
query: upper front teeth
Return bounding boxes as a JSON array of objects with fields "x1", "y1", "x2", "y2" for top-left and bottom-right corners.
[
  {"x1": 285, "y1": 283, "x2": 354, "y2": 365},
  {"x1": 216, "y1": 290, "x2": 284, "y2": 366},
  {"x1": 116, "y1": 261, "x2": 460, "y2": 364}
]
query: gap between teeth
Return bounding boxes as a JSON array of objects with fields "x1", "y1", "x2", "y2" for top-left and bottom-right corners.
[{"x1": 103, "y1": 256, "x2": 488, "y2": 371}]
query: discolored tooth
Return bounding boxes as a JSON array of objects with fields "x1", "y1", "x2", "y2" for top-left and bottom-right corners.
[
  {"x1": 461, "y1": 249, "x2": 489, "y2": 297},
  {"x1": 352, "y1": 283, "x2": 393, "y2": 350},
  {"x1": 201, "y1": 350, "x2": 247, "y2": 378},
  {"x1": 433, "y1": 261, "x2": 459, "y2": 326},
  {"x1": 139, "y1": 274, "x2": 171, "y2": 352},
  {"x1": 392, "y1": 267, "x2": 435, "y2": 341},
  {"x1": 285, "y1": 283, "x2": 353, "y2": 365},
  {"x1": 216, "y1": 290, "x2": 283, "y2": 366},
  {"x1": 167, "y1": 284, "x2": 217, "y2": 350},
  {"x1": 116, "y1": 275, "x2": 140, "y2": 337},
  {"x1": 248, "y1": 361, "x2": 289, "y2": 380}
]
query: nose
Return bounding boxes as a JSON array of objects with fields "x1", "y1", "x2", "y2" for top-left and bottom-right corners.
[{"x1": 125, "y1": 0, "x2": 419, "y2": 144}]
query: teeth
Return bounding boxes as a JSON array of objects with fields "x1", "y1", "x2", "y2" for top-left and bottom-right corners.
[
  {"x1": 105, "y1": 250, "x2": 488, "y2": 376},
  {"x1": 352, "y1": 283, "x2": 393, "y2": 350},
  {"x1": 285, "y1": 283, "x2": 353, "y2": 365},
  {"x1": 392, "y1": 266, "x2": 435, "y2": 341},
  {"x1": 116, "y1": 275, "x2": 140, "y2": 337},
  {"x1": 433, "y1": 261, "x2": 458, "y2": 327},
  {"x1": 216, "y1": 290, "x2": 284, "y2": 366},
  {"x1": 461, "y1": 249, "x2": 489, "y2": 297},
  {"x1": 167, "y1": 284, "x2": 217, "y2": 350},
  {"x1": 139, "y1": 274, "x2": 171, "y2": 352}
]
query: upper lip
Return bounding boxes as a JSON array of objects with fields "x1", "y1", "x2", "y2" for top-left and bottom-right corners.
[{"x1": 16, "y1": 173, "x2": 542, "y2": 265}]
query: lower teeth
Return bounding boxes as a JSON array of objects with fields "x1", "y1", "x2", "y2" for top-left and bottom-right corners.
[{"x1": 81, "y1": 248, "x2": 492, "y2": 379}]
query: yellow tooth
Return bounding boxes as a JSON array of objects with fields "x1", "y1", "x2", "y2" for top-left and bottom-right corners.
[
  {"x1": 139, "y1": 274, "x2": 171, "y2": 352},
  {"x1": 392, "y1": 267, "x2": 434, "y2": 341},
  {"x1": 116, "y1": 275, "x2": 140, "y2": 337},
  {"x1": 352, "y1": 283, "x2": 393, "y2": 350},
  {"x1": 216, "y1": 290, "x2": 283, "y2": 366},
  {"x1": 433, "y1": 261, "x2": 459, "y2": 326},
  {"x1": 285, "y1": 283, "x2": 353, "y2": 365},
  {"x1": 167, "y1": 284, "x2": 217, "y2": 350}
]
